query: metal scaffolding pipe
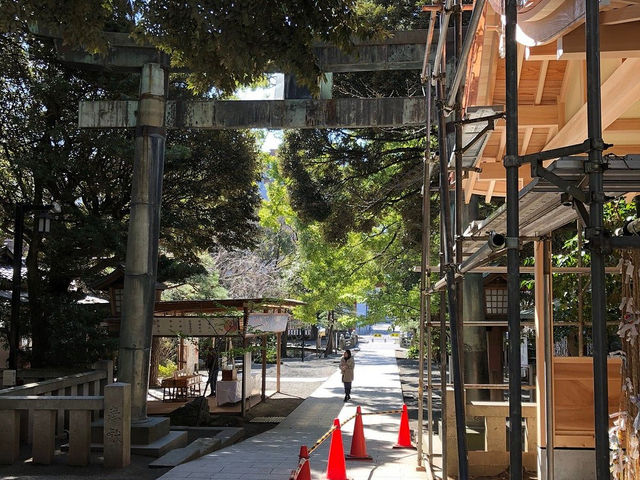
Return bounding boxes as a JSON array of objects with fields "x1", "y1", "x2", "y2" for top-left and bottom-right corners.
[
  {"x1": 504, "y1": 1, "x2": 523, "y2": 478},
  {"x1": 584, "y1": 1, "x2": 609, "y2": 477},
  {"x1": 417, "y1": 70, "x2": 433, "y2": 471},
  {"x1": 431, "y1": 232, "x2": 506, "y2": 292},
  {"x1": 437, "y1": 54, "x2": 469, "y2": 479},
  {"x1": 445, "y1": 0, "x2": 487, "y2": 110},
  {"x1": 454, "y1": 0, "x2": 465, "y2": 405},
  {"x1": 421, "y1": 12, "x2": 437, "y2": 83},
  {"x1": 431, "y1": 0, "x2": 454, "y2": 83},
  {"x1": 439, "y1": 230, "x2": 448, "y2": 480}
]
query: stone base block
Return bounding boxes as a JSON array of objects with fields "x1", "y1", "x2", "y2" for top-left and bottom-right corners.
[
  {"x1": 538, "y1": 447, "x2": 596, "y2": 480},
  {"x1": 92, "y1": 416, "x2": 170, "y2": 445}
]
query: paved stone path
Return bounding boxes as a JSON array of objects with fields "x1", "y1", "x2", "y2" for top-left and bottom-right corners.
[{"x1": 158, "y1": 339, "x2": 429, "y2": 480}]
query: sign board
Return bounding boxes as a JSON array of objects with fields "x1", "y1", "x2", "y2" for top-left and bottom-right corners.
[
  {"x1": 246, "y1": 313, "x2": 290, "y2": 335},
  {"x1": 152, "y1": 316, "x2": 240, "y2": 337}
]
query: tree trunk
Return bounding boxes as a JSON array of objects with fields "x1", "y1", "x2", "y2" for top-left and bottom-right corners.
[
  {"x1": 27, "y1": 185, "x2": 47, "y2": 368},
  {"x1": 324, "y1": 310, "x2": 335, "y2": 357},
  {"x1": 149, "y1": 336, "x2": 160, "y2": 387}
]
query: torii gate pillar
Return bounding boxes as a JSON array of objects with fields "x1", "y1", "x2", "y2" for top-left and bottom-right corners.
[{"x1": 119, "y1": 63, "x2": 167, "y2": 422}]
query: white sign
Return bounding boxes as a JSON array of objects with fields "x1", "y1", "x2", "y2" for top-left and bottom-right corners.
[{"x1": 247, "y1": 313, "x2": 290, "y2": 335}]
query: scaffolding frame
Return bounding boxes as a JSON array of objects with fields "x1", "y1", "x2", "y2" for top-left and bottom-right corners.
[{"x1": 417, "y1": 1, "x2": 640, "y2": 479}]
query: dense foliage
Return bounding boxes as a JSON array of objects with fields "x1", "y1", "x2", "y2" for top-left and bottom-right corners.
[
  {"x1": 0, "y1": 34, "x2": 262, "y2": 365},
  {"x1": 1, "y1": 0, "x2": 384, "y2": 93}
]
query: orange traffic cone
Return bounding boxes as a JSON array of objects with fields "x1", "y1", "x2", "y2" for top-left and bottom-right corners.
[
  {"x1": 325, "y1": 418, "x2": 350, "y2": 480},
  {"x1": 346, "y1": 406, "x2": 372, "y2": 460},
  {"x1": 393, "y1": 404, "x2": 416, "y2": 449},
  {"x1": 290, "y1": 445, "x2": 312, "y2": 480}
]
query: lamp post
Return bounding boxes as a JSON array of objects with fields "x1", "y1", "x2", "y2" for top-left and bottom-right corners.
[{"x1": 8, "y1": 202, "x2": 60, "y2": 370}]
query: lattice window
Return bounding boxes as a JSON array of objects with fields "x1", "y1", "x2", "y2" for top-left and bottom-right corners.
[{"x1": 485, "y1": 288, "x2": 508, "y2": 316}]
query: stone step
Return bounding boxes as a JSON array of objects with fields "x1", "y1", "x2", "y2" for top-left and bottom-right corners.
[
  {"x1": 89, "y1": 430, "x2": 189, "y2": 458},
  {"x1": 131, "y1": 431, "x2": 189, "y2": 457},
  {"x1": 148, "y1": 437, "x2": 221, "y2": 468},
  {"x1": 91, "y1": 416, "x2": 170, "y2": 445},
  {"x1": 168, "y1": 426, "x2": 244, "y2": 449}
]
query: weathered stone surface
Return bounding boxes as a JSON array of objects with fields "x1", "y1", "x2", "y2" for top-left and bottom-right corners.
[
  {"x1": 0, "y1": 409, "x2": 20, "y2": 464},
  {"x1": 148, "y1": 437, "x2": 221, "y2": 468},
  {"x1": 68, "y1": 410, "x2": 92, "y2": 466},
  {"x1": 103, "y1": 383, "x2": 131, "y2": 468},
  {"x1": 2, "y1": 369, "x2": 16, "y2": 387},
  {"x1": 32, "y1": 409, "x2": 56, "y2": 464},
  {"x1": 130, "y1": 430, "x2": 188, "y2": 457},
  {"x1": 169, "y1": 396, "x2": 210, "y2": 427},
  {"x1": 79, "y1": 97, "x2": 428, "y2": 130}
]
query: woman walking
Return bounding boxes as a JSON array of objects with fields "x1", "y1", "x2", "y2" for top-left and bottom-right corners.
[{"x1": 340, "y1": 349, "x2": 355, "y2": 402}]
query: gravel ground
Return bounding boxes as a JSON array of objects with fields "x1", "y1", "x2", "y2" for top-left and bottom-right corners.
[{"x1": 0, "y1": 352, "x2": 342, "y2": 480}]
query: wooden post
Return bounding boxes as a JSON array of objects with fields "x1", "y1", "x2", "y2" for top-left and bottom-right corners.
[
  {"x1": 276, "y1": 332, "x2": 281, "y2": 393},
  {"x1": 261, "y1": 335, "x2": 267, "y2": 401},
  {"x1": 241, "y1": 307, "x2": 249, "y2": 416},
  {"x1": 534, "y1": 238, "x2": 554, "y2": 478}
]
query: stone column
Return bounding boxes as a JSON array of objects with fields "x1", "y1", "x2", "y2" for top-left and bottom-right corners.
[
  {"x1": 118, "y1": 63, "x2": 167, "y2": 422},
  {"x1": 68, "y1": 410, "x2": 92, "y2": 466},
  {"x1": 0, "y1": 410, "x2": 20, "y2": 464},
  {"x1": 32, "y1": 409, "x2": 56, "y2": 464},
  {"x1": 103, "y1": 383, "x2": 131, "y2": 468}
]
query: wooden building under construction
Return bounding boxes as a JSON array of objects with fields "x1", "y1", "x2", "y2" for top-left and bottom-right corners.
[{"x1": 419, "y1": 1, "x2": 640, "y2": 479}]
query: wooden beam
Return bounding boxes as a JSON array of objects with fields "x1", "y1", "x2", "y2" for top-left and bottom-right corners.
[
  {"x1": 465, "y1": 171, "x2": 479, "y2": 203},
  {"x1": 534, "y1": 240, "x2": 553, "y2": 448},
  {"x1": 517, "y1": 43, "x2": 526, "y2": 85},
  {"x1": 605, "y1": 118, "x2": 640, "y2": 133},
  {"x1": 527, "y1": 42, "x2": 558, "y2": 61},
  {"x1": 486, "y1": 35, "x2": 498, "y2": 104},
  {"x1": 494, "y1": 104, "x2": 559, "y2": 128},
  {"x1": 559, "y1": 21, "x2": 640, "y2": 59},
  {"x1": 79, "y1": 97, "x2": 428, "y2": 129},
  {"x1": 558, "y1": 60, "x2": 577, "y2": 107},
  {"x1": 600, "y1": 5, "x2": 640, "y2": 25},
  {"x1": 545, "y1": 58, "x2": 640, "y2": 151},
  {"x1": 521, "y1": 127, "x2": 534, "y2": 155},
  {"x1": 485, "y1": 180, "x2": 496, "y2": 203},
  {"x1": 478, "y1": 162, "x2": 531, "y2": 181},
  {"x1": 535, "y1": 60, "x2": 549, "y2": 105}
]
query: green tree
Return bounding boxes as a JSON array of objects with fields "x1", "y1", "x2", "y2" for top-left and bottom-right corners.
[
  {"x1": 2, "y1": 0, "x2": 382, "y2": 93},
  {"x1": 0, "y1": 35, "x2": 262, "y2": 366}
]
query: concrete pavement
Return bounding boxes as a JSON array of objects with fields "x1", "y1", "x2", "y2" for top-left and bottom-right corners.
[{"x1": 158, "y1": 338, "x2": 429, "y2": 480}]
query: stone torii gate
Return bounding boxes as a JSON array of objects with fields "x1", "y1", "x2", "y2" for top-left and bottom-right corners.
[{"x1": 57, "y1": 30, "x2": 430, "y2": 423}]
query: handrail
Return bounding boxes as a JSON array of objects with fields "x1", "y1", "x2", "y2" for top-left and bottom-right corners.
[
  {"x1": 0, "y1": 395, "x2": 104, "y2": 410},
  {"x1": 0, "y1": 370, "x2": 107, "y2": 396}
]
